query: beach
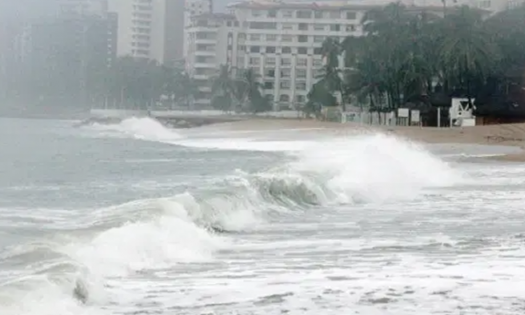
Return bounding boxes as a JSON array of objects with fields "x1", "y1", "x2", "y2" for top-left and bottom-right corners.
[{"x1": 203, "y1": 118, "x2": 525, "y2": 162}]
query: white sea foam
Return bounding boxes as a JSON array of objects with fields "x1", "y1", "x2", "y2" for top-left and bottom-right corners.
[
  {"x1": 6, "y1": 118, "x2": 521, "y2": 315},
  {"x1": 286, "y1": 133, "x2": 462, "y2": 203},
  {"x1": 90, "y1": 117, "x2": 183, "y2": 143}
]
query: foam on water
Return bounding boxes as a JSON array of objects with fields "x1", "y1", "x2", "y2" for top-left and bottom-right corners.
[
  {"x1": 287, "y1": 134, "x2": 462, "y2": 203},
  {"x1": 4, "y1": 118, "x2": 508, "y2": 315},
  {"x1": 87, "y1": 117, "x2": 315, "y2": 151},
  {"x1": 89, "y1": 117, "x2": 183, "y2": 143}
]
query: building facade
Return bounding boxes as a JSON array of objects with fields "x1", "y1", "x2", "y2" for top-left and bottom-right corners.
[
  {"x1": 186, "y1": 1, "x2": 372, "y2": 109},
  {"x1": 185, "y1": 0, "x2": 506, "y2": 109},
  {"x1": 56, "y1": 0, "x2": 109, "y2": 16},
  {"x1": 108, "y1": 0, "x2": 184, "y2": 66},
  {"x1": 184, "y1": 0, "x2": 214, "y2": 60},
  {"x1": 185, "y1": 13, "x2": 240, "y2": 107}
]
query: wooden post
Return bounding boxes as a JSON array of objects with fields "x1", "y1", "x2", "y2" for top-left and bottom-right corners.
[{"x1": 437, "y1": 107, "x2": 441, "y2": 128}]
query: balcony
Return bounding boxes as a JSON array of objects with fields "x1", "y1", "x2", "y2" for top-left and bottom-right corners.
[
  {"x1": 195, "y1": 49, "x2": 216, "y2": 56},
  {"x1": 194, "y1": 62, "x2": 216, "y2": 69}
]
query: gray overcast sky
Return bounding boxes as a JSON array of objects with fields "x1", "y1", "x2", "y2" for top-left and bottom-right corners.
[{"x1": 214, "y1": 0, "x2": 229, "y2": 12}]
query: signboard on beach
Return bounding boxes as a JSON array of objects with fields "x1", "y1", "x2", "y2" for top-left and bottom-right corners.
[
  {"x1": 411, "y1": 110, "x2": 420, "y2": 123},
  {"x1": 398, "y1": 108, "x2": 409, "y2": 118}
]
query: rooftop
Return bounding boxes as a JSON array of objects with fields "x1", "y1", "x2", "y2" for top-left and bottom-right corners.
[
  {"x1": 192, "y1": 12, "x2": 236, "y2": 20},
  {"x1": 226, "y1": 0, "x2": 486, "y2": 12}
]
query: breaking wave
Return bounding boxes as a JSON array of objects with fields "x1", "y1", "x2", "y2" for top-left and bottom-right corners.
[
  {"x1": 87, "y1": 117, "x2": 183, "y2": 144},
  {"x1": 1, "y1": 118, "x2": 464, "y2": 314}
]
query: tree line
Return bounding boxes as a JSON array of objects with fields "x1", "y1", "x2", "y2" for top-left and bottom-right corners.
[
  {"x1": 0, "y1": 56, "x2": 198, "y2": 110},
  {"x1": 2, "y1": 3, "x2": 524, "y2": 114},
  {"x1": 209, "y1": 65, "x2": 273, "y2": 113},
  {"x1": 307, "y1": 3, "x2": 525, "y2": 115}
]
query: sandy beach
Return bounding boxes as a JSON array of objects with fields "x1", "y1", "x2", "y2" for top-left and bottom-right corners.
[{"x1": 205, "y1": 118, "x2": 525, "y2": 162}]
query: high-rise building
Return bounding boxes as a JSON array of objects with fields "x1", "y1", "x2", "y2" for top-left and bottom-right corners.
[
  {"x1": 56, "y1": 0, "x2": 109, "y2": 16},
  {"x1": 185, "y1": 13, "x2": 240, "y2": 107},
  {"x1": 15, "y1": 12, "x2": 117, "y2": 106},
  {"x1": 186, "y1": 0, "x2": 483, "y2": 109},
  {"x1": 184, "y1": 0, "x2": 214, "y2": 60},
  {"x1": 108, "y1": 0, "x2": 184, "y2": 66}
]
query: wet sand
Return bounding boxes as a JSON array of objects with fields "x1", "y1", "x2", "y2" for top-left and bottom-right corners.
[{"x1": 204, "y1": 119, "x2": 525, "y2": 162}]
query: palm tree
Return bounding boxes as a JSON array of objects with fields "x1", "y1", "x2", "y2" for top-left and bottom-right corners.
[
  {"x1": 174, "y1": 71, "x2": 198, "y2": 109},
  {"x1": 211, "y1": 64, "x2": 237, "y2": 112},
  {"x1": 236, "y1": 68, "x2": 271, "y2": 113},
  {"x1": 317, "y1": 37, "x2": 348, "y2": 111},
  {"x1": 438, "y1": 6, "x2": 500, "y2": 104}
]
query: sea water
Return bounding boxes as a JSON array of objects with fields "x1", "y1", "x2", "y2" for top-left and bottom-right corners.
[{"x1": 0, "y1": 117, "x2": 524, "y2": 315}]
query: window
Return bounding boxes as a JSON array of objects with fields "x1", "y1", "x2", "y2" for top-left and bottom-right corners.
[
  {"x1": 297, "y1": 59, "x2": 307, "y2": 67},
  {"x1": 281, "y1": 59, "x2": 291, "y2": 66},
  {"x1": 313, "y1": 47, "x2": 322, "y2": 55},
  {"x1": 344, "y1": 25, "x2": 355, "y2": 32},
  {"x1": 297, "y1": 47, "x2": 308, "y2": 54},
  {"x1": 298, "y1": 35, "x2": 308, "y2": 43},
  {"x1": 282, "y1": 47, "x2": 292, "y2": 54},
  {"x1": 298, "y1": 23, "x2": 308, "y2": 31},
  {"x1": 250, "y1": 46, "x2": 260, "y2": 53},
  {"x1": 266, "y1": 34, "x2": 277, "y2": 41},
  {"x1": 250, "y1": 57, "x2": 260, "y2": 65},
  {"x1": 264, "y1": 81, "x2": 274, "y2": 89},
  {"x1": 250, "y1": 34, "x2": 261, "y2": 41},
  {"x1": 282, "y1": 10, "x2": 293, "y2": 18},
  {"x1": 280, "y1": 81, "x2": 291, "y2": 89},
  {"x1": 266, "y1": 57, "x2": 276, "y2": 65},
  {"x1": 282, "y1": 23, "x2": 293, "y2": 30},
  {"x1": 296, "y1": 10, "x2": 312, "y2": 18},
  {"x1": 282, "y1": 35, "x2": 292, "y2": 42},
  {"x1": 296, "y1": 69, "x2": 307, "y2": 78},
  {"x1": 280, "y1": 94, "x2": 290, "y2": 102},
  {"x1": 266, "y1": 46, "x2": 276, "y2": 53},
  {"x1": 313, "y1": 24, "x2": 325, "y2": 31},
  {"x1": 329, "y1": 11, "x2": 340, "y2": 19},
  {"x1": 281, "y1": 69, "x2": 291, "y2": 77},
  {"x1": 330, "y1": 24, "x2": 340, "y2": 32},
  {"x1": 250, "y1": 22, "x2": 277, "y2": 30},
  {"x1": 346, "y1": 12, "x2": 357, "y2": 19},
  {"x1": 314, "y1": 11, "x2": 323, "y2": 19},
  {"x1": 266, "y1": 69, "x2": 275, "y2": 77},
  {"x1": 268, "y1": 9, "x2": 277, "y2": 17},
  {"x1": 314, "y1": 36, "x2": 324, "y2": 43},
  {"x1": 252, "y1": 10, "x2": 262, "y2": 17},
  {"x1": 296, "y1": 95, "x2": 306, "y2": 103},
  {"x1": 313, "y1": 58, "x2": 323, "y2": 67},
  {"x1": 296, "y1": 82, "x2": 307, "y2": 90}
]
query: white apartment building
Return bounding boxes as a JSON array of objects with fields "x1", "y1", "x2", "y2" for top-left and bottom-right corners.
[
  {"x1": 408, "y1": 0, "x2": 522, "y2": 12},
  {"x1": 184, "y1": 0, "x2": 214, "y2": 59},
  {"x1": 187, "y1": 0, "x2": 376, "y2": 109},
  {"x1": 185, "y1": 13, "x2": 241, "y2": 107},
  {"x1": 57, "y1": 0, "x2": 109, "y2": 16},
  {"x1": 185, "y1": 0, "x2": 512, "y2": 109},
  {"x1": 108, "y1": 0, "x2": 184, "y2": 66}
]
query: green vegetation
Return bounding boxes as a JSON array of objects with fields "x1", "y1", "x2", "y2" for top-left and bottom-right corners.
[
  {"x1": 210, "y1": 65, "x2": 272, "y2": 113},
  {"x1": 0, "y1": 55, "x2": 199, "y2": 110},
  {"x1": 307, "y1": 3, "x2": 525, "y2": 115}
]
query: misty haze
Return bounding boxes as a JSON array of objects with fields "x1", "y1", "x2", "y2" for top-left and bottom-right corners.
[{"x1": 1, "y1": 0, "x2": 525, "y2": 314}]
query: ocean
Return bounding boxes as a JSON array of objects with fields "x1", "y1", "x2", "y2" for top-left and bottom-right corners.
[{"x1": 1, "y1": 117, "x2": 524, "y2": 315}]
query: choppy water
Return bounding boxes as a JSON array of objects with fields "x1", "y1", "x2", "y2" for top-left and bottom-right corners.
[{"x1": 1, "y1": 117, "x2": 525, "y2": 315}]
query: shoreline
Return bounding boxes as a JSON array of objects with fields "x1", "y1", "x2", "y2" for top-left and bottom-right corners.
[{"x1": 197, "y1": 118, "x2": 525, "y2": 162}]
